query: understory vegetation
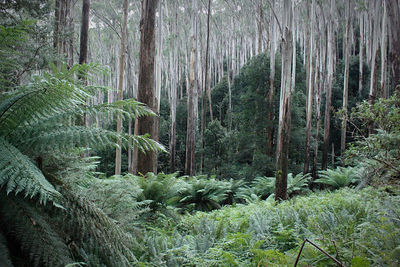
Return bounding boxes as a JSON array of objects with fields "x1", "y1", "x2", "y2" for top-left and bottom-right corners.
[{"x1": 1, "y1": 1, "x2": 400, "y2": 266}]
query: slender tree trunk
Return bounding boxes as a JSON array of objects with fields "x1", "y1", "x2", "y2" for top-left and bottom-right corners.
[
  {"x1": 257, "y1": 0, "x2": 263, "y2": 54},
  {"x1": 266, "y1": 0, "x2": 276, "y2": 157},
  {"x1": 368, "y1": 1, "x2": 381, "y2": 135},
  {"x1": 275, "y1": 0, "x2": 294, "y2": 201},
  {"x1": 169, "y1": 4, "x2": 178, "y2": 173},
  {"x1": 201, "y1": 0, "x2": 211, "y2": 172},
  {"x1": 79, "y1": 0, "x2": 90, "y2": 65},
  {"x1": 385, "y1": 0, "x2": 400, "y2": 92},
  {"x1": 304, "y1": 0, "x2": 314, "y2": 174},
  {"x1": 359, "y1": 14, "x2": 364, "y2": 97},
  {"x1": 136, "y1": 0, "x2": 159, "y2": 174},
  {"x1": 380, "y1": 1, "x2": 388, "y2": 98},
  {"x1": 185, "y1": 0, "x2": 197, "y2": 176},
  {"x1": 341, "y1": 0, "x2": 351, "y2": 162},
  {"x1": 115, "y1": 0, "x2": 128, "y2": 175},
  {"x1": 322, "y1": 2, "x2": 335, "y2": 170}
]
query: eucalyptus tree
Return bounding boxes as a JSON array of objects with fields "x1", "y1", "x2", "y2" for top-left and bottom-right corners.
[
  {"x1": 136, "y1": 0, "x2": 159, "y2": 174},
  {"x1": 385, "y1": 0, "x2": 400, "y2": 92},
  {"x1": 340, "y1": 0, "x2": 352, "y2": 161},
  {"x1": 275, "y1": 0, "x2": 295, "y2": 201},
  {"x1": 114, "y1": 0, "x2": 128, "y2": 175},
  {"x1": 79, "y1": 0, "x2": 90, "y2": 66},
  {"x1": 185, "y1": 0, "x2": 198, "y2": 176}
]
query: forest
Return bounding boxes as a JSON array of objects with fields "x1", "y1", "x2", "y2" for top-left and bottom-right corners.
[{"x1": 0, "y1": 0, "x2": 400, "y2": 266}]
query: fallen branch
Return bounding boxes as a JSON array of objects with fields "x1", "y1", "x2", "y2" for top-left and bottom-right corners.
[{"x1": 294, "y1": 238, "x2": 345, "y2": 267}]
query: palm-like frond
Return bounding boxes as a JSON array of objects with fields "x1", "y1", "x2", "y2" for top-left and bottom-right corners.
[
  {"x1": 0, "y1": 193, "x2": 73, "y2": 266},
  {"x1": 178, "y1": 177, "x2": 228, "y2": 212},
  {"x1": 315, "y1": 167, "x2": 360, "y2": 189},
  {"x1": 0, "y1": 137, "x2": 60, "y2": 204},
  {"x1": 287, "y1": 172, "x2": 311, "y2": 194},
  {"x1": 0, "y1": 230, "x2": 13, "y2": 267}
]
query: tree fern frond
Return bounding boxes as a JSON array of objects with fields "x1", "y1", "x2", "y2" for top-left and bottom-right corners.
[
  {"x1": 0, "y1": 193, "x2": 73, "y2": 267},
  {"x1": 0, "y1": 137, "x2": 60, "y2": 204},
  {"x1": 13, "y1": 126, "x2": 166, "y2": 156},
  {"x1": 59, "y1": 188, "x2": 138, "y2": 266},
  {"x1": 0, "y1": 79, "x2": 88, "y2": 136},
  {"x1": 0, "y1": 230, "x2": 13, "y2": 267}
]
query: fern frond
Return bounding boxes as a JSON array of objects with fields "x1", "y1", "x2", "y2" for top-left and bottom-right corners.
[
  {"x1": 59, "y1": 188, "x2": 138, "y2": 266},
  {"x1": 0, "y1": 230, "x2": 13, "y2": 267},
  {"x1": 12, "y1": 125, "x2": 166, "y2": 156},
  {"x1": 0, "y1": 137, "x2": 60, "y2": 204},
  {"x1": 0, "y1": 78, "x2": 88, "y2": 136},
  {"x1": 0, "y1": 193, "x2": 73, "y2": 267}
]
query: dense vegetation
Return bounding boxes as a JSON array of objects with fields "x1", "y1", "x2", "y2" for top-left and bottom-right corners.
[{"x1": 1, "y1": 0, "x2": 400, "y2": 266}]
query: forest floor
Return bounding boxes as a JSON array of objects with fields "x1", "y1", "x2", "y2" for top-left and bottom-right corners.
[{"x1": 139, "y1": 187, "x2": 400, "y2": 266}]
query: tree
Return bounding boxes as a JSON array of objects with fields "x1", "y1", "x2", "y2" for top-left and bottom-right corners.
[
  {"x1": 115, "y1": 0, "x2": 128, "y2": 175},
  {"x1": 385, "y1": 0, "x2": 400, "y2": 92},
  {"x1": 275, "y1": 0, "x2": 295, "y2": 201},
  {"x1": 136, "y1": 0, "x2": 159, "y2": 174},
  {"x1": 79, "y1": 0, "x2": 90, "y2": 66},
  {"x1": 185, "y1": 0, "x2": 198, "y2": 176},
  {"x1": 340, "y1": 0, "x2": 352, "y2": 161}
]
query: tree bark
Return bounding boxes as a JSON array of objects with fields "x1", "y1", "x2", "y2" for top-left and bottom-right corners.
[
  {"x1": 185, "y1": 0, "x2": 198, "y2": 176},
  {"x1": 266, "y1": 0, "x2": 276, "y2": 157},
  {"x1": 304, "y1": 0, "x2": 314, "y2": 174},
  {"x1": 275, "y1": 0, "x2": 294, "y2": 201},
  {"x1": 115, "y1": 0, "x2": 128, "y2": 175},
  {"x1": 380, "y1": 1, "x2": 388, "y2": 98},
  {"x1": 201, "y1": 0, "x2": 211, "y2": 172},
  {"x1": 340, "y1": 0, "x2": 351, "y2": 162},
  {"x1": 79, "y1": 0, "x2": 90, "y2": 65},
  {"x1": 322, "y1": 1, "x2": 335, "y2": 170},
  {"x1": 136, "y1": 0, "x2": 159, "y2": 175},
  {"x1": 385, "y1": 0, "x2": 400, "y2": 92}
]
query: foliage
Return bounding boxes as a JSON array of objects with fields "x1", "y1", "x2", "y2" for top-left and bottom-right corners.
[
  {"x1": 130, "y1": 172, "x2": 183, "y2": 218},
  {"x1": 0, "y1": 65, "x2": 164, "y2": 266},
  {"x1": 315, "y1": 167, "x2": 360, "y2": 189},
  {"x1": 346, "y1": 93, "x2": 400, "y2": 184},
  {"x1": 239, "y1": 172, "x2": 311, "y2": 201},
  {"x1": 138, "y1": 188, "x2": 400, "y2": 266},
  {"x1": 177, "y1": 176, "x2": 228, "y2": 212}
]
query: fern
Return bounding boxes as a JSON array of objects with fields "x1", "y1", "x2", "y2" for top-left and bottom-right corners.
[
  {"x1": 0, "y1": 230, "x2": 13, "y2": 267},
  {"x1": 315, "y1": 167, "x2": 360, "y2": 189},
  {"x1": 0, "y1": 64, "x2": 165, "y2": 266},
  {"x1": 0, "y1": 192, "x2": 73, "y2": 266},
  {"x1": 0, "y1": 137, "x2": 60, "y2": 204}
]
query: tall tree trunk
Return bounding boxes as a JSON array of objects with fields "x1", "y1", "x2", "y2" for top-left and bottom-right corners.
[
  {"x1": 380, "y1": 1, "x2": 388, "y2": 98},
  {"x1": 136, "y1": 0, "x2": 159, "y2": 174},
  {"x1": 266, "y1": 0, "x2": 276, "y2": 157},
  {"x1": 169, "y1": 3, "x2": 178, "y2": 173},
  {"x1": 358, "y1": 14, "x2": 364, "y2": 97},
  {"x1": 201, "y1": 0, "x2": 211, "y2": 172},
  {"x1": 385, "y1": 0, "x2": 400, "y2": 92},
  {"x1": 304, "y1": 0, "x2": 314, "y2": 174},
  {"x1": 115, "y1": 0, "x2": 128, "y2": 175},
  {"x1": 368, "y1": 1, "x2": 381, "y2": 135},
  {"x1": 257, "y1": 0, "x2": 263, "y2": 54},
  {"x1": 79, "y1": 0, "x2": 90, "y2": 65},
  {"x1": 340, "y1": 0, "x2": 351, "y2": 162},
  {"x1": 275, "y1": 0, "x2": 294, "y2": 201},
  {"x1": 185, "y1": 0, "x2": 197, "y2": 176},
  {"x1": 322, "y1": 1, "x2": 335, "y2": 170}
]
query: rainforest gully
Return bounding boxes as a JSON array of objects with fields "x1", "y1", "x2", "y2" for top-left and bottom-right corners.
[{"x1": 0, "y1": 0, "x2": 399, "y2": 266}]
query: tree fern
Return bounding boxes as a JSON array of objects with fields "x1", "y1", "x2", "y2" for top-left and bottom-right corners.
[
  {"x1": 315, "y1": 167, "x2": 360, "y2": 189},
  {"x1": 0, "y1": 192, "x2": 73, "y2": 266},
  {"x1": 0, "y1": 137, "x2": 60, "y2": 204},
  {"x1": 0, "y1": 64, "x2": 165, "y2": 266},
  {"x1": 0, "y1": 230, "x2": 13, "y2": 267}
]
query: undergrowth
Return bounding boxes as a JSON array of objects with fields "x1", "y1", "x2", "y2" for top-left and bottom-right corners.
[{"x1": 137, "y1": 187, "x2": 400, "y2": 267}]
